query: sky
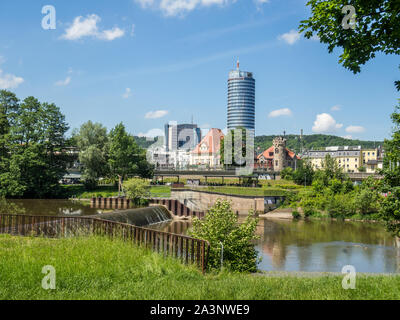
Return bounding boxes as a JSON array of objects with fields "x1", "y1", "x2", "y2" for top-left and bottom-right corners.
[{"x1": 0, "y1": 0, "x2": 398, "y2": 141}]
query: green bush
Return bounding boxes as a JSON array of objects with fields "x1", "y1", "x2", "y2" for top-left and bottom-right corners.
[
  {"x1": 123, "y1": 178, "x2": 150, "y2": 204},
  {"x1": 354, "y1": 188, "x2": 380, "y2": 215},
  {"x1": 280, "y1": 167, "x2": 294, "y2": 180},
  {"x1": 326, "y1": 194, "x2": 355, "y2": 218},
  {"x1": 292, "y1": 211, "x2": 301, "y2": 219},
  {"x1": 189, "y1": 199, "x2": 260, "y2": 273}
]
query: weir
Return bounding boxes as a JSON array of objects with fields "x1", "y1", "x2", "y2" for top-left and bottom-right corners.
[{"x1": 90, "y1": 206, "x2": 172, "y2": 227}]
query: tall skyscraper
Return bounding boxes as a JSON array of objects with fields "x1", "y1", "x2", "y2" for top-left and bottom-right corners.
[
  {"x1": 227, "y1": 60, "x2": 255, "y2": 130},
  {"x1": 164, "y1": 123, "x2": 201, "y2": 151}
]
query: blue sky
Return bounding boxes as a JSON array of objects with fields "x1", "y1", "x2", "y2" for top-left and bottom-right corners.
[{"x1": 0, "y1": 0, "x2": 398, "y2": 141}]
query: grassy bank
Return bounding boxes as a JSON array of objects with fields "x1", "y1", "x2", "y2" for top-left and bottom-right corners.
[
  {"x1": 204, "y1": 186, "x2": 297, "y2": 197},
  {"x1": 1, "y1": 234, "x2": 399, "y2": 300},
  {"x1": 61, "y1": 185, "x2": 171, "y2": 199}
]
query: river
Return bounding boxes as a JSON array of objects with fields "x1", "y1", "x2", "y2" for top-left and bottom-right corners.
[
  {"x1": 151, "y1": 218, "x2": 400, "y2": 274},
  {"x1": 3, "y1": 199, "x2": 400, "y2": 273}
]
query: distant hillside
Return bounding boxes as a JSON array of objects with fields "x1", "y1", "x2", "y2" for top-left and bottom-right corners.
[
  {"x1": 135, "y1": 134, "x2": 383, "y2": 153},
  {"x1": 255, "y1": 134, "x2": 383, "y2": 154}
]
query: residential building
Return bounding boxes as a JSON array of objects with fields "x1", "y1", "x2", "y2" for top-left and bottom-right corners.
[
  {"x1": 256, "y1": 137, "x2": 300, "y2": 171},
  {"x1": 191, "y1": 128, "x2": 225, "y2": 168},
  {"x1": 303, "y1": 146, "x2": 381, "y2": 173},
  {"x1": 227, "y1": 60, "x2": 255, "y2": 131}
]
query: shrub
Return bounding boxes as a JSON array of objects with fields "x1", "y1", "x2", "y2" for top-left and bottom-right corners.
[
  {"x1": 280, "y1": 167, "x2": 294, "y2": 180},
  {"x1": 123, "y1": 178, "x2": 150, "y2": 204},
  {"x1": 292, "y1": 211, "x2": 301, "y2": 219},
  {"x1": 326, "y1": 194, "x2": 355, "y2": 218},
  {"x1": 354, "y1": 188, "x2": 380, "y2": 215},
  {"x1": 300, "y1": 198, "x2": 318, "y2": 217},
  {"x1": 329, "y1": 179, "x2": 343, "y2": 194},
  {"x1": 189, "y1": 199, "x2": 260, "y2": 273}
]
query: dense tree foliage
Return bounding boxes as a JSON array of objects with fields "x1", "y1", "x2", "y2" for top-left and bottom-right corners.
[
  {"x1": 255, "y1": 134, "x2": 382, "y2": 154},
  {"x1": 73, "y1": 121, "x2": 109, "y2": 189},
  {"x1": 73, "y1": 122, "x2": 153, "y2": 191},
  {"x1": 0, "y1": 91, "x2": 69, "y2": 198},
  {"x1": 380, "y1": 102, "x2": 400, "y2": 236},
  {"x1": 189, "y1": 199, "x2": 260, "y2": 272},
  {"x1": 299, "y1": 0, "x2": 400, "y2": 90},
  {"x1": 108, "y1": 123, "x2": 153, "y2": 194}
]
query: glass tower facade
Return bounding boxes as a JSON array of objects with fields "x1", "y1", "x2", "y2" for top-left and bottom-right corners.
[{"x1": 227, "y1": 63, "x2": 255, "y2": 130}]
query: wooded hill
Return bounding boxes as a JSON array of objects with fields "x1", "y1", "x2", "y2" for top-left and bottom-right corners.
[{"x1": 135, "y1": 134, "x2": 383, "y2": 153}]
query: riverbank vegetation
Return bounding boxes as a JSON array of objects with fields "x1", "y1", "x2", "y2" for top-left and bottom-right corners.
[
  {"x1": 283, "y1": 156, "x2": 383, "y2": 220},
  {"x1": 190, "y1": 200, "x2": 259, "y2": 272},
  {"x1": 1, "y1": 234, "x2": 399, "y2": 300}
]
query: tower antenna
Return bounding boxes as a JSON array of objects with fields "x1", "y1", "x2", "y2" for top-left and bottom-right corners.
[{"x1": 236, "y1": 58, "x2": 240, "y2": 70}]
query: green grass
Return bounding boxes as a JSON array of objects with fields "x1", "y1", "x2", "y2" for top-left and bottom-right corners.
[
  {"x1": 61, "y1": 185, "x2": 171, "y2": 199},
  {"x1": 1, "y1": 235, "x2": 399, "y2": 300},
  {"x1": 193, "y1": 186, "x2": 297, "y2": 197}
]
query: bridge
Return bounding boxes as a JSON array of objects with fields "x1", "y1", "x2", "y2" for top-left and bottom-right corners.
[
  {"x1": 154, "y1": 169, "x2": 381, "y2": 182},
  {"x1": 153, "y1": 169, "x2": 279, "y2": 184}
]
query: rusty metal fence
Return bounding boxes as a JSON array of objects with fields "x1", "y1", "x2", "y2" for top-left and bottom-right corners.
[{"x1": 0, "y1": 214, "x2": 210, "y2": 273}]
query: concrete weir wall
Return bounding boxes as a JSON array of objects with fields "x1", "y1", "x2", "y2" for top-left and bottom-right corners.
[{"x1": 171, "y1": 189, "x2": 265, "y2": 215}]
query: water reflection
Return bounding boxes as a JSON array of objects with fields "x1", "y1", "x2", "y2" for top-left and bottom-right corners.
[
  {"x1": 5, "y1": 199, "x2": 110, "y2": 216},
  {"x1": 149, "y1": 218, "x2": 400, "y2": 273}
]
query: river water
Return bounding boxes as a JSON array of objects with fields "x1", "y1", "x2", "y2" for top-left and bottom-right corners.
[
  {"x1": 3, "y1": 199, "x2": 400, "y2": 273},
  {"x1": 151, "y1": 218, "x2": 400, "y2": 274}
]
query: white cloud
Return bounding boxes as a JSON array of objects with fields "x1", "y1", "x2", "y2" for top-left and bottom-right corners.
[
  {"x1": 342, "y1": 135, "x2": 353, "y2": 140},
  {"x1": 346, "y1": 125, "x2": 365, "y2": 134},
  {"x1": 312, "y1": 113, "x2": 343, "y2": 133},
  {"x1": 135, "y1": 0, "x2": 235, "y2": 16},
  {"x1": 278, "y1": 29, "x2": 301, "y2": 45},
  {"x1": 136, "y1": 0, "x2": 155, "y2": 8},
  {"x1": 61, "y1": 14, "x2": 125, "y2": 41},
  {"x1": 98, "y1": 27, "x2": 125, "y2": 41},
  {"x1": 138, "y1": 128, "x2": 165, "y2": 138},
  {"x1": 331, "y1": 105, "x2": 341, "y2": 111},
  {"x1": 0, "y1": 69, "x2": 24, "y2": 89},
  {"x1": 145, "y1": 110, "x2": 169, "y2": 119},
  {"x1": 268, "y1": 108, "x2": 292, "y2": 118},
  {"x1": 55, "y1": 76, "x2": 71, "y2": 86},
  {"x1": 122, "y1": 88, "x2": 132, "y2": 99}
]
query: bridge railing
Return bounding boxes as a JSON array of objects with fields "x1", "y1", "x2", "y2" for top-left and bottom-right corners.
[{"x1": 0, "y1": 214, "x2": 210, "y2": 273}]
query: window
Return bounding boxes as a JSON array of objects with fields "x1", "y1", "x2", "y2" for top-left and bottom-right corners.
[
  {"x1": 275, "y1": 148, "x2": 279, "y2": 154},
  {"x1": 275, "y1": 160, "x2": 278, "y2": 166}
]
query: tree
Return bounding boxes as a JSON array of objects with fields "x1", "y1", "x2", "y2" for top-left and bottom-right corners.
[
  {"x1": 280, "y1": 167, "x2": 294, "y2": 180},
  {"x1": 380, "y1": 101, "x2": 400, "y2": 234},
  {"x1": 299, "y1": 0, "x2": 400, "y2": 90},
  {"x1": 0, "y1": 94, "x2": 69, "y2": 197},
  {"x1": 189, "y1": 199, "x2": 260, "y2": 272},
  {"x1": 108, "y1": 123, "x2": 153, "y2": 195},
  {"x1": 292, "y1": 160, "x2": 314, "y2": 186},
  {"x1": 73, "y1": 121, "x2": 109, "y2": 189}
]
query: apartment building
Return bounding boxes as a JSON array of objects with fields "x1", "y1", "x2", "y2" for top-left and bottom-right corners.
[{"x1": 303, "y1": 146, "x2": 380, "y2": 173}]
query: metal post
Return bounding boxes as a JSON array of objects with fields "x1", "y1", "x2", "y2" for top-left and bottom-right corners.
[{"x1": 220, "y1": 241, "x2": 224, "y2": 270}]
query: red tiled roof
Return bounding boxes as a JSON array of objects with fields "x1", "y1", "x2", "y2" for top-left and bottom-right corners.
[
  {"x1": 257, "y1": 146, "x2": 300, "y2": 160},
  {"x1": 192, "y1": 128, "x2": 225, "y2": 154}
]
